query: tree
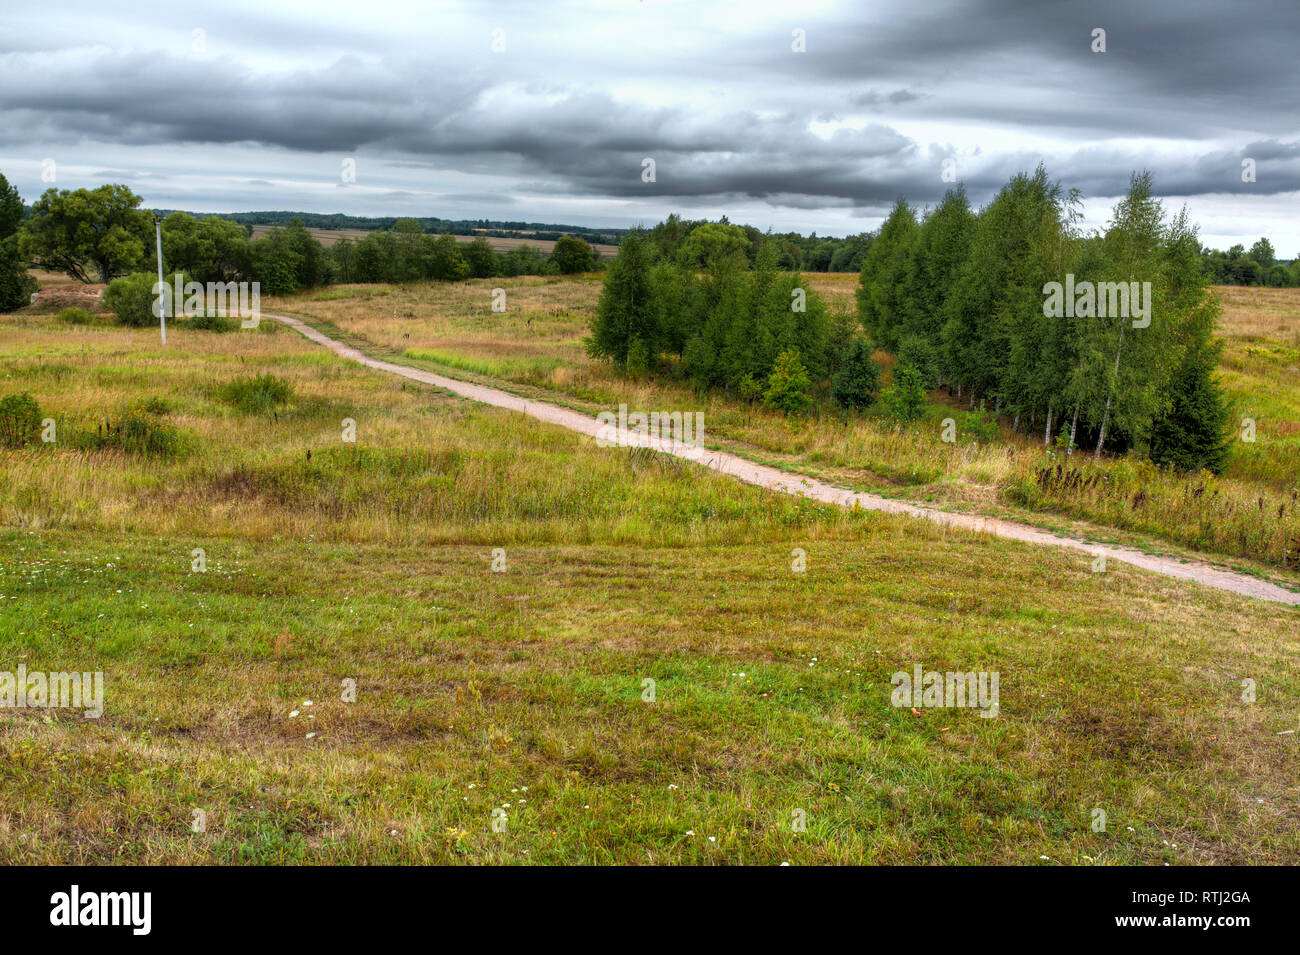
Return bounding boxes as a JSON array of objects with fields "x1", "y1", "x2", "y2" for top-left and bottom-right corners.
[
  {"x1": 880, "y1": 362, "x2": 928, "y2": 421},
  {"x1": 831, "y1": 338, "x2": 882, "y2": 411},
  {"x1": 857, "y1": 199, "x2": 918, "y2": 350},
  {"x1": 161, "y1": 212, "x2": 249, "y2": 283},
  {"x1": 763, "y1": 349, "x2": 813, "y2": 414},
  {"x1": 420, "y1": 234, "x2": 470, "y2": 281},
  {"x1": 102, "y1": 272, "x2": 166, "y2": 326},
  {"x1": 1249, "y1": 237, "x2": 1276, "y2": 270},
  {"x1": 551, "y1": 235, "x2": 597, "y2": 274},
  {"x1": 587, "y1": 230, "x2": 660, "y2": 367},
  {"x1": 0, "y1": 172, "x2": 36, "y2": 311},
  {"x1": 463, "y1": 238, "x2": 499, "y2": 278},
  {"x1": 677, "y1": 223, "x2": 750, "y2": 276},
  {"x1": 248, "y1": 219, "x2": 330, "y2": 293},
  {"x1": 898, "y1": 187, "x2": 975, "y2": 354},
  {"x1": 1148, "y1": 335, "x2": 1231, "y2": 473},
  {"x1": 19, "y1": 184, "x2": 151, "y2": 282},
  {"x1": 1089, "y1": 173, "x2": 1171, "y2": 459}
]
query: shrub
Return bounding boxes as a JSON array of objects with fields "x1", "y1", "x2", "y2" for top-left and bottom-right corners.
[
  {"x1": 964, "y1": 409, "x2": 1000, "y2": 443},
  {"x1": 187, "y1": 311, "x2": 238, "y2": 332},
  {"x1": 101, "y1": 272, "x2": 161, "y2": 326},
  {"x1": 57, "y1": 306, "x2": 96, "y2": 324},
  {"x1": 625, "y1": 338, "x2": 651, "y2": 380},
  {"x1": 0, "y1": 392, "x2": 42, "y2": 448},
  {"x1": 881, "y1": 362, "x2": 928, "y2": 421},
  {"x1": 139, "y1": 395, "x2": 172, "y2": 415},
  {"x1": 214, "y1": 373, "x2": 294, "y2": 414},
  {"x1": 113, "y1": 407, "x2": 181, "y2": 456},
  {"x1": 763, "y1": 350, "x2": 813, "y2": 415},
  {"x1": 830, "y1": 337, "x2": 881, "y2": 411},
  {"x1": 736, "y1": 373, "x2": 763, "y2": 404}
]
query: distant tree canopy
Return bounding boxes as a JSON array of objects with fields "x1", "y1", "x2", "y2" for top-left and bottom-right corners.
[
  {"x1": 1200, "y1": 237, "x2": 1298, "y2": 287},
  {"x1": 1, "y1": 171, "x2": 621, "y2": 298}
]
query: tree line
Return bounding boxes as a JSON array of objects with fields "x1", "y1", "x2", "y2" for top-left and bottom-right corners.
[
  {"x1": 0, "y1": 174, "x2": 606, "y2": 309},
  {"x1": 635, "y1": 212, "x2": 1295, "y2": 285}
]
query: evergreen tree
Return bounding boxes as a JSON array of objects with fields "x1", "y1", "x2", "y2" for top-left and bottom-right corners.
[
  {"x1": 588, "y1": 230, "x2": 660, "y2": 367},
  {"x1": 831, "y1": 338, "x2": 881, "y2": 411},
  {"x1": 1149, "y1": 336, "x2": 1231, "y2": 473},
  {"x1": 857, "y1": 200, "x2": 918, "y2": 349}
]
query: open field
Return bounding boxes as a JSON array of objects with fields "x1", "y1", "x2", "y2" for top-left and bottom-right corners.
[
  {"x1": 2, "y1": 312, "x2": 1298, "y2": 864},
  {"x1": 261, "y1": 275, "x2": 1300, "y2": 582},
  {"x1": 247, "y1": 225, "x2": 618, "y2": 258}
]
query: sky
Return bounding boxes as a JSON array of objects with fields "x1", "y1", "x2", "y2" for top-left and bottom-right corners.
[{"x1": 2, "y1": 0, "x2": 1298, "y2": 255}]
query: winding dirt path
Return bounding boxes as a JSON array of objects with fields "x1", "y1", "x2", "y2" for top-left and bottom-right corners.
[{"x1": 269, "y1": 312, "x2": 1300, "y2": 608}]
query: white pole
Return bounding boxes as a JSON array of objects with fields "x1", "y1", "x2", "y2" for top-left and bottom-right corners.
[{"x1": 154, "y1": 216, "x2": 166, "y2": 345}]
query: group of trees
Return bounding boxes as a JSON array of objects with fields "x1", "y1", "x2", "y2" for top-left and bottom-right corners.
[
  {"x1": 859, "y1": 168, "x2": 1231, "y2": 469},
  {"x1": 591, "y1": 167, "x2": 1235, "y2": 473},
  {"x1": 642, "y1": 213, "x2": 875, "y2": 273},
  {"x1": 588, "y1": 222, "x2": 853, "y2": 412},
  {"x1": 327, "y1": 223, "x2": 600, "y2": 286},
  {"x1": 0, "y1": 176, "x2": 606, "y2": 307},
  {"x1": 1200, "y1": 238, "x2": 1299, "y2": 287},
  {"x1": 221, "y1": 210, "x2": 623, "y2": 247}
]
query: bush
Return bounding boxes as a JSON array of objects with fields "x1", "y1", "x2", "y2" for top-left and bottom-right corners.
[
  {"x1": 57, "y1": 306, "x2": 96, "y2": 324},
  {"x1": 101, "y1": 272, "x2": 161, "y2": 326},
  {"x1": 214, "y1": 373, "x2": 294, "y2": 414},
  {"x1": 964, "y1": 409, "x2": 999, "y2": 443},
  {"x1": 113, "y1": 407, "x2": 181, "y2": 456},
  {"x1": 625, "y1": 338, "x2": 651, "y2": 380},
  {"x1": 187, "y1": 311, "x2": 237, "y2": 332},
  {"x1": 763, "y1": 350, "x2": 813, "y2": 415},
  {"x1": 830, "y1": 337, "x2": 881, "y2": 411},
  {"x1": 139, "y1": 395, "x2": 172, "y2": 415},
  {"x1": 0, "y1": 392, "x2": 42, "y2": 448},
  {"x1": 736, "y1": 373, "x2": 763, "y2": 404},
  {"x1": 881, "y1": 362, "x2": 928, "y2": 421}
]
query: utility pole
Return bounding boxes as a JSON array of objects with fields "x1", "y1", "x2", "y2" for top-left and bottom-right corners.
[{"x1": 153, "y1": 214, "x2": 166, "y2": 345}]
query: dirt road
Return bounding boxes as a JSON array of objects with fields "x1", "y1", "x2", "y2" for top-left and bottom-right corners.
[{"x1": 269, "y1": 312, "x2": 1300, "y2": 607}]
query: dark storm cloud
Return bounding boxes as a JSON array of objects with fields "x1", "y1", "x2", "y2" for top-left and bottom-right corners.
[{"x1": 0, "y1": 0, "x2": 1297, "y2": 236}]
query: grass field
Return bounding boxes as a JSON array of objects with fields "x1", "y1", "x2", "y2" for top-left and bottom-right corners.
[
  {"x1": 1, "y1": 292, "x2": 1299, "y2": 865},
  {"x1": 263, "y1": 274, "x2": 1300, "y2": 581}
]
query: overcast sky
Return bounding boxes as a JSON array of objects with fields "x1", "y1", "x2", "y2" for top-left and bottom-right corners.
[{"x1": 2, "y1": 0, "x2": 1298, "y2": 254}]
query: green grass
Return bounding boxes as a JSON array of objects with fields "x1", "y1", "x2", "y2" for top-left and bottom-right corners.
[{"x1": 1, "y1": 310, "x2": 1298, "y2": 865}]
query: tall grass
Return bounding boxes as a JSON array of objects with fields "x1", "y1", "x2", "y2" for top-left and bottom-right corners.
[{"x1": 273, "y1": 277, "x2": 1300, "y2": 574}]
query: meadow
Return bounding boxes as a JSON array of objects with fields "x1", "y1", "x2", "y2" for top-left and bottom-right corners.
[
  {"x1": 1, "y1": 289, "x2": 1298, "y2": 865},
  {"x1": 267, "y1": 274, "x2": 1300, "y2": 583}
]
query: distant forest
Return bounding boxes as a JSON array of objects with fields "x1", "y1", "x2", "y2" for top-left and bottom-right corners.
[
  {"x1": 201, "y1": 209, "x2": 1299, "y2": 287},
  {"x1": 158, "y1": 210, "x2": 629, "y2": 247}
]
